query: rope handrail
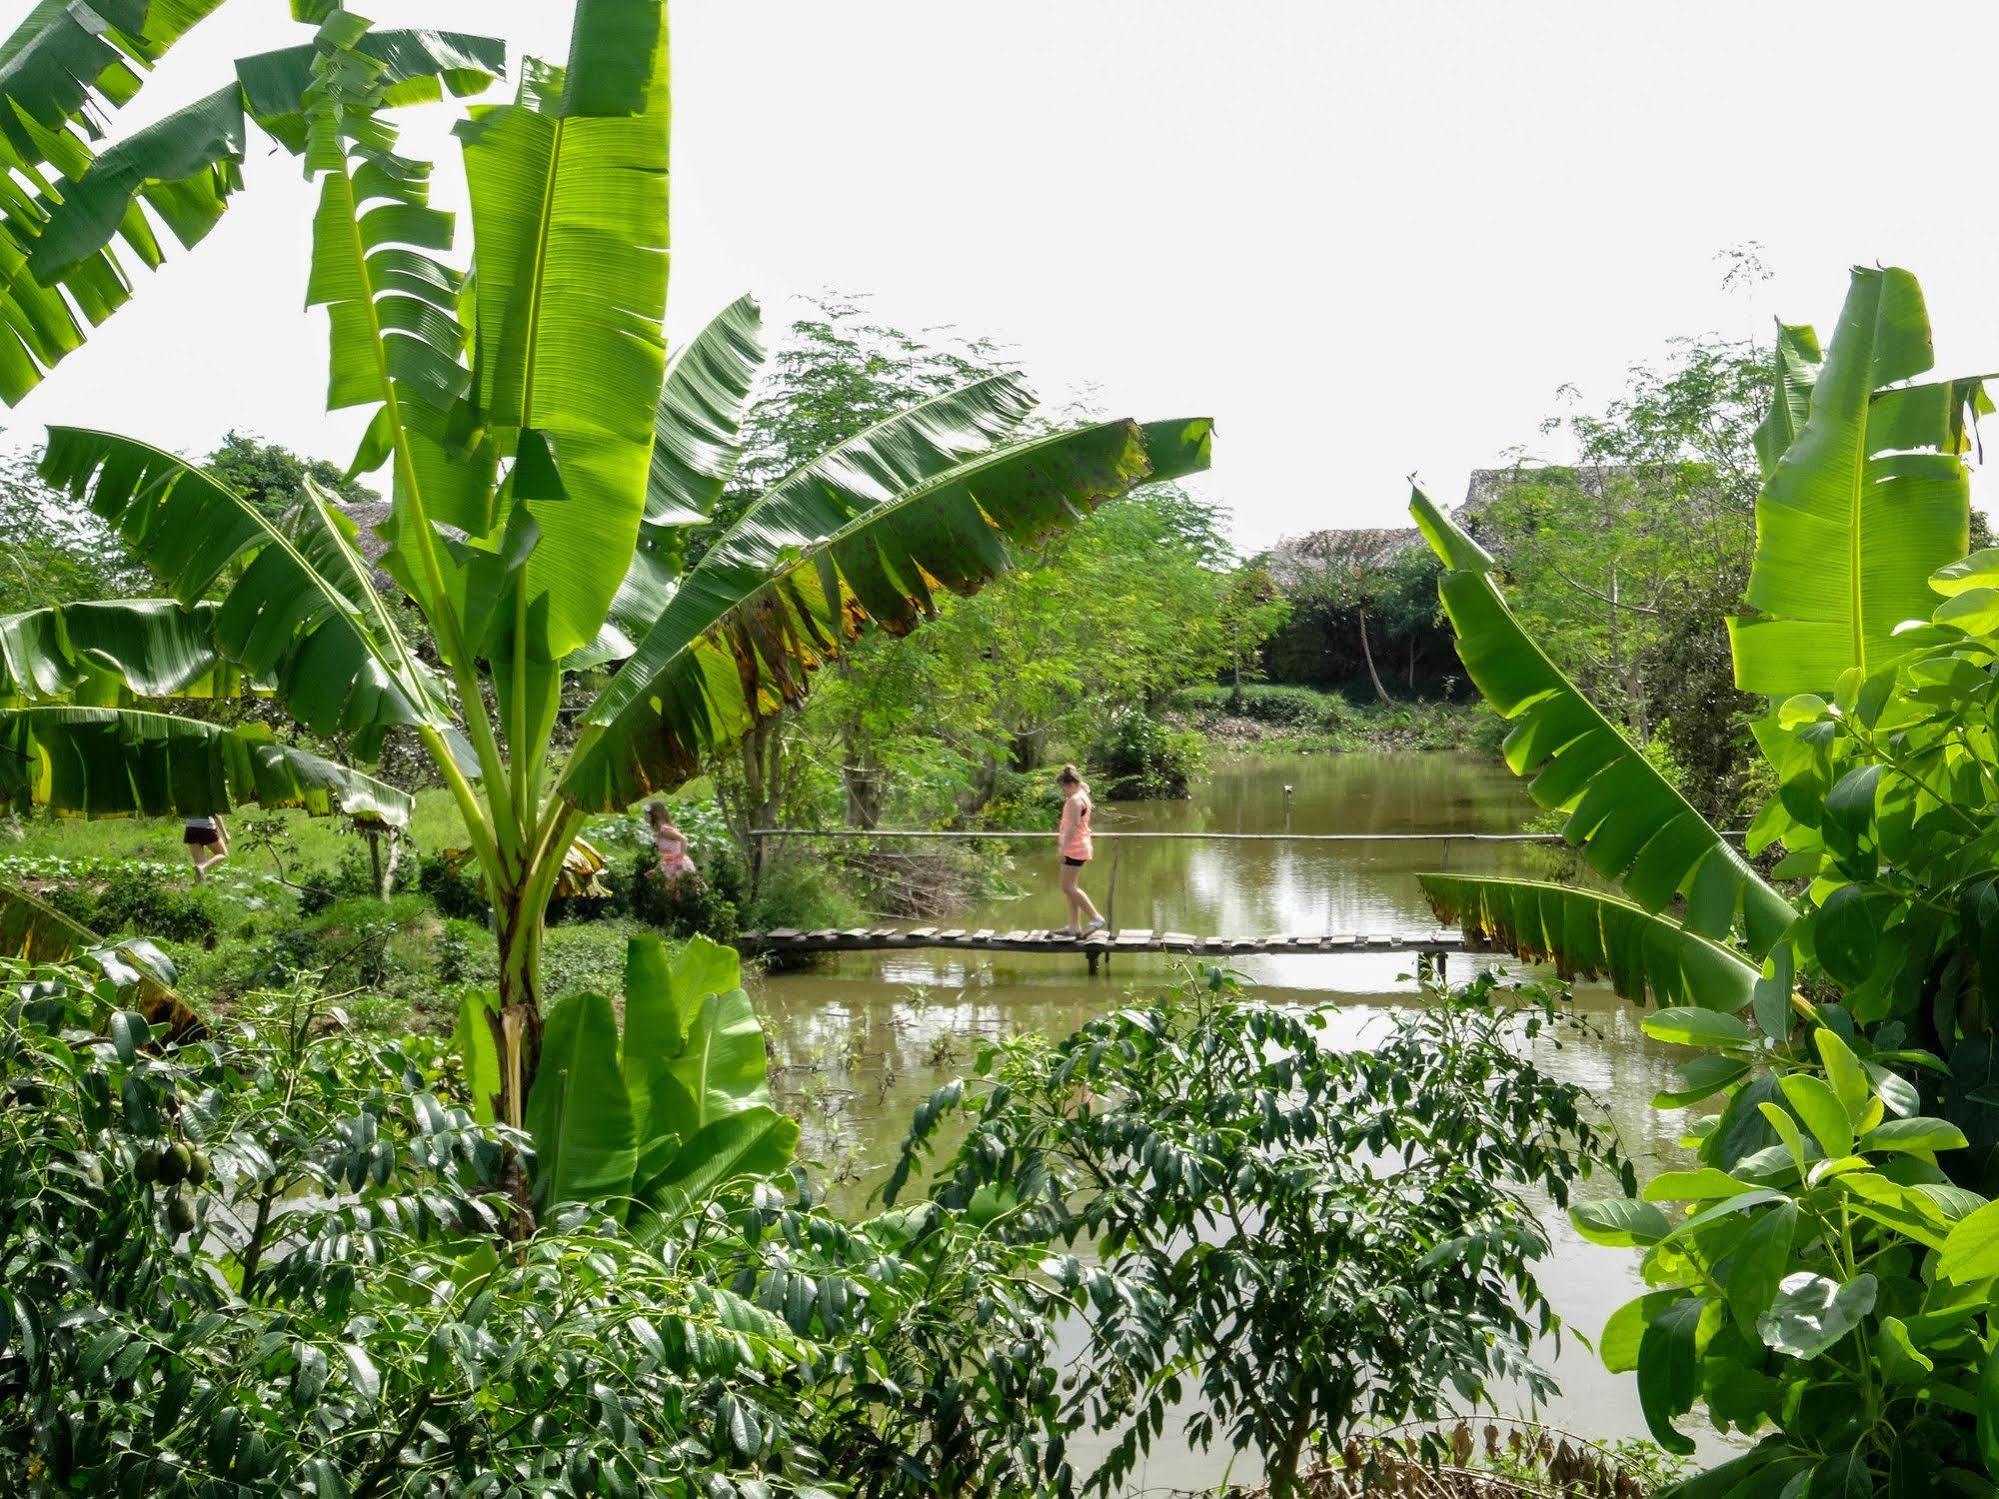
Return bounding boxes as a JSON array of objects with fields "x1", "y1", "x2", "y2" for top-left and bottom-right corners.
[{"x1": 748, "y1": 827, "x2": 1752, "y2": 844}]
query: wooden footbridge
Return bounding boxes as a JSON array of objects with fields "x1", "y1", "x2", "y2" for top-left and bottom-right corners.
[
  {"x1": 732, "y1": 826, "x2": 1573, "y2": 975},
  {"x1": 738, "y1": 923, "x2": 1482, "y2": 975}
]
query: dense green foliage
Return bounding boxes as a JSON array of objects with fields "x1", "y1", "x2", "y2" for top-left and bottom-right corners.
[
  {"x1": 1418, "y1": 263, "x2": 1999, "y2": 1493},
  {"x1": 1, "y1": 951, "x2": 1628, "y2": 1498},
  {"x1": 886, "y1": 969, "x2": 1625, "y2": 1498}
]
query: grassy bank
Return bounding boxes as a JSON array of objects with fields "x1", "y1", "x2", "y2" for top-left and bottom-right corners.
[{"x1": 1170, "y1": 683, "x2": 1505, "y2": 756}]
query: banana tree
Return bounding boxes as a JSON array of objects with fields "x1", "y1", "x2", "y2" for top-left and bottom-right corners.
[
  {"x1": 0, "y1": 1, "x2": 503, "y2": 402},
  {"x1": 4, "y1": 1, "x2": 1213, "y2": 1140},
  {"x1": 1415, "y1": 265, "x2": 1984, "y2": 1040}
]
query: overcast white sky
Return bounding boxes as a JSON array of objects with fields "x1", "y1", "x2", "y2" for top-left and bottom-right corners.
[{"x1": 9, "y1": 0, "x2": 1999, "y2": 552}]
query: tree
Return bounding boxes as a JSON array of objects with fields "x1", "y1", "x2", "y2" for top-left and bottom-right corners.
[
  {"x1": 203, "y1": 431, "x2": 376, "y2": 519},
  {"x1": 1411, "y1": 265, "x2": 1999, "y2": 1489},
  {"x1": 0, "y1": 3, "x2": 1211, "y2": 1161},
  {"x1": 0, "y1": 441, "x2": 146, "y2": 612}
]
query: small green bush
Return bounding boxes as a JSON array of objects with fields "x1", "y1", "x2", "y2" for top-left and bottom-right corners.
[
  {"x1": 417, "y1": 849, "x2": 490, "y2": 922},
  {"x1": 742, "y1": 857, "x2": 861, "y2": 933},
  {"x1": 1173, "y1": 681, "x2": 1350, "y2": 729},
  {"x1": 1086, "y1": 706, "x2": 1204, "y2": 798},
  {"x1": 89, "y1": 867, "x2": 222, "y2": 947}
]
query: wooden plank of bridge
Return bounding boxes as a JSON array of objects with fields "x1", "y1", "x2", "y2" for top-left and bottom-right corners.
[
  {"x1": 1115, "y1": 928, "x2": 1152, "y2": 948},
  {"x1": 938, "y1": 928, "x2": 965, "y2": 942},
  {"x1": 766, "y1": 928, "x2": 800, "y2": 941},
  {"x1": 972, "y1": 928, "x2": 995, "y2": 943},
  {"x1": 908, "y1": 927, "x2": 936, "y2": 940}
]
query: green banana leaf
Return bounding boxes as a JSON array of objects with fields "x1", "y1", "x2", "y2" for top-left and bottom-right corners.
[
  {"x1": 1420, "y1": 875, "x2": 1761, "y2": 1012},
  {"x1": 40, "y1": 428, "x2": 445, "y2": 745},
  {"x1": 302, "y1": 15, "x2": 496, "y2": 564},
  {"x1": 0, "y1": 7, "x2": 502, "y2": 407},
  {"x1": 0, "y1": 705, "x2": 412, "y2": 827},
  {"x1": 0, "y1": 599, "x2": 240, "y2": 705},
  {"x1": 0, "y1": 876, "x2": 202, "y2": 1037},
  {"x1": 649, "y1": 293, "x2": 765, "y2": 528},
  {"x1": 1728, "y1": 267, "x2": 1979, "y2": 697},
  {"x1": 642, "y1": 1107, "x2": 799, "y2": 1215},
  {"x1": 451, "y1": 989, "x2": 503, "y2": 1125},
  {"x1": 513, "y1": 936, "x2": 798, "y2": 1218},
  {"x1": 1410, "y1": 487, "x2": 1794, "y2": 956},
  {"x1": 560, "y1": 399, "x2": 1212, "y2": 810},
  {"x1": 525, "y1": 989, "x2": 638, "y2": 1211},
  {"x1": 1750, "y1": 322, "x2": 1822, "y2": 479},
  {"x1": 576, "y1": 294, "x2": 770, "y2": 668},
  {"x1": 0, "y1": 0, "x2": 231, "y2": 402},
  {"x1": 23, "y1": 30, "x2": 504, "y2": 285},
  {"x1": 455, "y1": 3, "x2": 672, "y2": 661}
]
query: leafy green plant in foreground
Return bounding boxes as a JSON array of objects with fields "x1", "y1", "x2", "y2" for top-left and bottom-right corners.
[
  {"x1": 0, "y1": 966, "x2": 821, "y2": 1496},
  {"x1": 885, "y1": 968, "x2": 1627, "y2": 1499},
  {"x1": 1412, "y1": 264, "x2": 1999, "y2": 1491}
]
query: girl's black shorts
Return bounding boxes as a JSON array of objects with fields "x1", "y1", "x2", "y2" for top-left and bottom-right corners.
[{"x1": 1062, "y1": 856, "x2": 1087, "y2": 868}]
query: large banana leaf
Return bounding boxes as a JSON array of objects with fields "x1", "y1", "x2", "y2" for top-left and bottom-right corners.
[
  {"x1": 0, "y1": 705, "x2": 413, "y2": 826},
  {"x1": 1411, "y1": 487, "x2": 1794, "y2": 956},
  {"x1": 525, "y1": 989, "x2": 637, "y2": 1211},
  {"x1": 1750, "y1": 321, "x2": 1822, "y2": 479},
  {"x1": 40, "y1": 428, "x2": 446, "y2": 745},
  {"x1": 24, "y1": 29, "x2": 503, "y2": 284},
  {"x1": 559, "y1": 394, "x2": 1212, "y2": 810},
  {"x1": 649, "y1": 293, "x2": 765, "y2": 528},
  {"x1": 1420, "y1": 875, "x2": 1761, "y2": 1012},
  {"x1": 1728, "y1": 267, "x2": 1978, "y2": 697},
  {"x1": 575, "y1": 294, "x2": 770, "y2": 669},
  {"x1": 0, "y1": 599, "x2": 240, "y2": 704},
  {"x1": 1, "y1": 877, "x2": 202, "y2": 1037},
  {"x1": 455, "y1": 0, "x2": 672, "y2": 661},
  {"x1": 619, "y1": 934, "x2": 785, "y2": 1200},
  {"x1": 0, "y1": 0, "x2": 231, "y2": 402}
]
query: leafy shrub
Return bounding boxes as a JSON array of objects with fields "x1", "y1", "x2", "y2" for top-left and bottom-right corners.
[
  {"x1": 1085, "y1": 704, "x2": 1204, "y2": 798},
  {"x1": 885, "y1": 969, "x2": 1627, "y2": 1498},
  {"x1": 0, "y1": 974, "x2": 820, "y2": 1496},
  {"x1": 623, "y1": 849, "x2": 740, "y2": 939},
  {"x1": 88, "y1": 867, "x2": 221, "y2": 947},
  {"x1": 1173, "y1": 681, "x2": 1350, "y2": 729},
  {"x1": 1573, "y1": 1001, "x2": 1999, "y2": 1491},
  {"x1": 416, "y1": 848, "x2": 490, "y2": 922},
  {"x1": 742, "y1": 856, "x2": 862, "y2": 934}
]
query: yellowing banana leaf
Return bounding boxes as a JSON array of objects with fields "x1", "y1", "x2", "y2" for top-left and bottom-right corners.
[
  {"x1": 40, "y1": 428, "x2": 446, "y2": 744},
  {"x1": 0, "y1": 599, "x2": 244, "y2": 705},
  {"x1": 1410, "y1": 487, "x2": 1794, "y2": 956},
  {"x1": 455, "y1": 7, "x2": 672, "y2": 660},
  {"x1": 1420, "y1": 875, "x2": 1761, "y2": 1012},
  {"x1": 1728, "y1": 267, "x2": 1979, "y2": 697},
  {"x1": 0, "y1": 706, "x2": 413, "y2": 827},
  {"x1": 1, "y1": 877, "x2": 203, "y2": 1037},
  {"x1": 560, "y1": 401, "x2": 1212, "y2": 811}
]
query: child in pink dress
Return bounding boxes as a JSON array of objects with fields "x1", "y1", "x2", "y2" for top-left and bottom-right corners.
[
  {"x1": 646, "y1": 801, "x2": 698, "y2": 888},
  {"x1": 1055, "y1": 765, "x2": 1105, "y2": 938}
]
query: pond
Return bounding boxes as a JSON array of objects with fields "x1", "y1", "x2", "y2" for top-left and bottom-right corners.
[{"x1": 752, "y1": 752, "x2": 1707, "y2": 1491}]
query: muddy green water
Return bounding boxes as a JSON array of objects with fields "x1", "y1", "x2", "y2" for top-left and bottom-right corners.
[{"x1": 751, "y1": 753, "x2": 1704, "y2": 1492}]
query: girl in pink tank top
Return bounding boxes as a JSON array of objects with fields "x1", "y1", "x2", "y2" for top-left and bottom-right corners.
[{"x1": 1055, "y1": 765, "x2": 1105, "y2": 938}]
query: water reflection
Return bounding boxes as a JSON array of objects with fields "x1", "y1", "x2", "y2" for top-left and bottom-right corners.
[{"x1": 751, "y1": 753, "x2": 1720, "y2": 1488}]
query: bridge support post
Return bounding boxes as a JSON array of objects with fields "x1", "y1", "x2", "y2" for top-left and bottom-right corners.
[{"x1": 1086, "y1": 948, "x2": 1100, "y2": 976}]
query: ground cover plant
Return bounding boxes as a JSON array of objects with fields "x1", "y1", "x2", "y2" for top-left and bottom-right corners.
[{"x1": 1414, "y1": 264, "x2": 1999, "y2": 1491}]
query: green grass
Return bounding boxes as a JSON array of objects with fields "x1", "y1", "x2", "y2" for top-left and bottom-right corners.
[{"x1": 0, "y1": 788, "x2": 475, "y2": 873}]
